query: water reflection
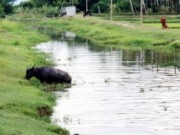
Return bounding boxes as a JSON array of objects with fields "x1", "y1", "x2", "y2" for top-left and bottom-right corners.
[{"x1": 36, "y1": 39, "x2": 180, "y2": 135}]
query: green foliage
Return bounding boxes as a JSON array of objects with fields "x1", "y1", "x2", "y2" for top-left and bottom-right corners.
[
  {"x1": 92, "y1": 1, "x2": 109, "y2": 13},
  {"x1": 0, "y1": 0, "x2": 14, "y2": 14},
  {"x1": 16, "y1": 13, "x2": 180, "y2": 52},
  {"x1": 116, "y1": 0, "x2": 130, "y2": 12},
  {"x1": 0, "y1": 4, "x2": 4, "y2": 13},
  {"x1": 21, "y1": 0, "x2": 180, "y2": 14},
  {"x1": 159, "y1": 5, "x2": 169, "y2": 14},
  {"x1": 170, "y1": 40, "x2": 180, "y2": 49},
  {"x1": 31, "y1": 0, "x2": 62, "y2": 7},
  {"x1": 45, "y1": 6, "x2": 59, "y2": 18},
  {"x1": 19, "y1": 1, "x2": 34, "y2": 9}
]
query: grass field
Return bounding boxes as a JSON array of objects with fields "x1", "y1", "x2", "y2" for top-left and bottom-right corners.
[{"x1": 95, "y1": 14, "x2": 180, "y2": 23}]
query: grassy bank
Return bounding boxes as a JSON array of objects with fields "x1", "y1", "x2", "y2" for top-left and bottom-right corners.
[
  {"x1": 0, "y1": 20, "x2": 69, "y2": 135},
  {"x1": 13, "y1": 14, "x2": 180, "y2": 52}
]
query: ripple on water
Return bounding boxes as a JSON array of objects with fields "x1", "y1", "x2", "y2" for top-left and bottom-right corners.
[{"x1": 36, "y1": 40, "x2": 180, "y2": 135}]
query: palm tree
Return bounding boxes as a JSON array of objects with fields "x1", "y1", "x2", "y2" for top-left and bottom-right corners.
[{"x1": 129, "y1": 0, "x2": 134, "y2": 15}]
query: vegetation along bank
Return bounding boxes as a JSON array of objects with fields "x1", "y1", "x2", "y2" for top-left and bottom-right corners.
[
  {"x1": 0, "y1": 20, "x2": 69, "y2": 135},
  {"x1": 16, "y1": 14, "x2": 180, "y2": 53}
]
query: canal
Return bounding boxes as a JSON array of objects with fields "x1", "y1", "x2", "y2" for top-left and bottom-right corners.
[{"x1": 35, "y1": 34, "x2": 180, "y2": 135}]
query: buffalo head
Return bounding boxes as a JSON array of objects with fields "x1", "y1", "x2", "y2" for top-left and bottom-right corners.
[
  {"x1": 25, "y1": 66, "x2": 35, "y2": 80},
  {"x1": 63, "y1": 73, "x2": 72, "y2": 83}
]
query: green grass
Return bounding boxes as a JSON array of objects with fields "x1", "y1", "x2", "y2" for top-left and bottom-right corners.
[
  {"x1": 8, "y1": 13, "x2": 180, "y2": 52},
  {"x1": 20, "y1": 14, "x2": 180, "y2": 52},
  {"x1": 0, "y1": 20, "x2": 69, "y2": 135},
  {"x1": 144, "y1": 22, "x2": 180, "y2": 28},
  {"x1": 95, "y1": 14, "x2": 180, "y2": 23}
]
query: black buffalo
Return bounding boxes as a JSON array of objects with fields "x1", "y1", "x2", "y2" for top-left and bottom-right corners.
[
  {"x1": 25, "y1": 66, "x2": 72, "y2": 84},
  {"x1": 75, "y1": 0, "x2": 98, "y2": 17}
]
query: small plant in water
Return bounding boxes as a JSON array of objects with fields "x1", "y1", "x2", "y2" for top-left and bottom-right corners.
[
  {"x1": 139, "y1": 88, "x2": 145, "y2": 93},
  {"x1": 163, "y1": 106, "x2": 168, "y2": 111},
  {"x1": 105, "y1": 78, "x2": 111, "y2": 83},
  {"x1": 63, "y1": 115, "x2": 72, "y2": 124}
]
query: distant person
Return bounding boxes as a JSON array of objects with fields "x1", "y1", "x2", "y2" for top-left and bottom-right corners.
[{"x1": 160, "y1": 17, "x2": 168, "y2": 29}]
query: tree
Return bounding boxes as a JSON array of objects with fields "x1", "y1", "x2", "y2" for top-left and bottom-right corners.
[
  {"x1": 0, "y1": 0, "x2": 15, "y2": 14},
  {"x1": 129, "y1": 0, "x2": 134, "y2": 15},
  {"x1": 30, "y1": 0, "x2": 58, "y2": 7},
  {"x1": 91, "y1": 1, "x2": 109, "y2": 13},
  {"x1": 30, "y1": 0, "x2": 76, "y2": 7},
  {"x1": 75, "y1": 0, "x2": 99, "y2": 12},
  {"x1": 29, "y1": 0, "x2": 180, "y2": 14},
  {"x1": 20, "y1": 1, "x2": 34, "y2": 9}
]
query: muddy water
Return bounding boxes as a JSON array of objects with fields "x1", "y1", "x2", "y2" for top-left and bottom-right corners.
[{"x1": 36, "y1": 39, "x2": 180, "y2": 135}]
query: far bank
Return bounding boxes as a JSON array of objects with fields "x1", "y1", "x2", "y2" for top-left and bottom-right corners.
[{"x1": 9, "y1": 14, "x2": 180, "y2": 53}]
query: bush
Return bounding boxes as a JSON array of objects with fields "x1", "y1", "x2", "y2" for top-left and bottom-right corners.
[
  {"x1": 20, "y1": 1, "x2": 34, "y2": 9},
  {"x1": 159, "y1": 5, "x2": 169, "y2": 14},
  {"x1": 45, "y1": 7, "x2": 58, "y2": 18},
  {"x1": 0, "y1": 13, "x2": 5, "y2": 19},
  {"x1": 4, "y1": 4, "x2": 14, "y2": 14},
  {"x1": 92, "y1": 2, "x2": 109, "y2": 13}
]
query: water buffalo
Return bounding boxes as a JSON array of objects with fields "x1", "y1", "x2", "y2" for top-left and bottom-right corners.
[
  {"x1": 25, "y1": 66, "x2": 72, "y2": 84},
  {"x1": 75, "y1": 0, "x2": 98, "y2": 17}
]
